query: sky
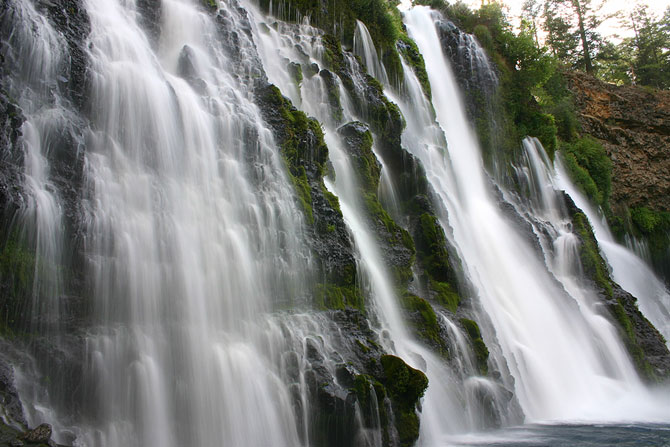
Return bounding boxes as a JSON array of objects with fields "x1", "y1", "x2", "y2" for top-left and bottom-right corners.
[{"x1": 465, "y1": 0, "x2": 670, "y2": 39}]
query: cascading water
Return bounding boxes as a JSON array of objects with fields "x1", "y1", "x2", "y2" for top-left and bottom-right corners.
[
  {"x1": 1, "y1": 0, "x2": 71, "y2": 335},
  {"x1": 3, "y1": 0, "x2": 319, "y2": 445},
  {"x1": 248, "y1": 8, "x2": 521, "y2": 444},
  {"x1": 353, "y1": 20, "x2": 390, "y2": 87},
  {"x1": 402, "y1": 5, "x2": 669, "y2": 426},
  {"x1": 553, "y1": 152, "x2": 670, "y2": 345},
  {"x1": 2, "y1": 0, "x2": 670, "y2": 446},
  {"x1": 79, "y1": 1, "x2": 314, "y2": 445}
]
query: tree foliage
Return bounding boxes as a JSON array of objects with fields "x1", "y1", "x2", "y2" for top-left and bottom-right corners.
[
  {"x1": 542, "y1": 0, "x2": 610, "y2": 73},
  {"x1": 627, "y1": 5, "x2": 670, "y2": 88}
]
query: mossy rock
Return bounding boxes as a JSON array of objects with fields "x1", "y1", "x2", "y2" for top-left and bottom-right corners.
[
  {"x1": 352, "y1": 374, "x2": 387, "y2": 429},
  {"x1": 460, "y1": 318, "x2": 489, "y2": 375},
  {"x1": 571, "y1": 211, "x2": 612, "y2": 297},
  {"x1": 0, "y1": 231, "x2": 36, "y2": 334},
  {"x1": 257, "y1": 0, "x2": 406, "y2": 85},
  {"x1": 400, "y1": 293, "x2": 441, "y2": 347},
  {"x1": 628, "y1": 207, "x2": 670, "y2": 272},
  {"x1": 428, "y1": 280, "x2": 460, "y2": 313},
  {"x1": 315, "y1": 283, "x2": 364, "y2": 311},
  {"x1": 319, "y1": 69, "x2": 344, "y2": 124},
  {"x1": 560, "y1": 137, "x2": 611, "y2": 208},
  {"x1": 379, "y1": 354, "x2": 428, "y2": 447},
  {"x1": 337, "y1": 121, "x2": 379, "y2": 193},
  {"x1": 362, "y1": 192, "x2": 415, "y2": 286},
  {"x1": 415, "y1": 213, "x2": 452, "y2": 281},
  {"x1": 256, "y1": 83, "x2": 361, "y2": 310},
  {"x1": 397, "y1": 34, "x2": 431, "y2": 98},
  {"x1": 563, "y1": 194, "x2": 669, "y2": 381}
]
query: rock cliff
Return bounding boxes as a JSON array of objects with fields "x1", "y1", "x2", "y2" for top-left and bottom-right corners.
[{"x1": 565, "y1": 71, "x2": 670, "y2": 215}]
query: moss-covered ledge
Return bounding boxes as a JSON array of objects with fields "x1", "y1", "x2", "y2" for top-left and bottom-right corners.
[
  {"x1": 352, "y1": 354, "x2": 428, "y2": 447},
  {"x1": 564, "y1": 194, "x2": 670, "y2": 381},
  {"x1": 337, "y1": 121, "x2": 415, "y2": 288},
  {"x1": 256, "y1": 83, "x2": 363, "y2": 310}
]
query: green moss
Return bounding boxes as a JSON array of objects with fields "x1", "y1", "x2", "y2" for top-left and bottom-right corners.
[
  {"x1": 611, "y1": 299, "x2": 655, "y2": 379},
  {"x1": 572, "y1": 212, "x2": 612, "y2": 297},
  {"x1": 460, "y1": 318, "x2": 489, "y2": 375},
  {"x1": 523, "y1": 112, "x2": 558, "y2": 159},
  {"x1": 288, "y1": 166, "x2": 314, "y2": 224},
  {"x1": 381, "y1": 354, "x2": 428, "y2": 401},
  {"x1": 314, "y1": 283, "x2": 364, "y2": 311},
  {"x1": 400, "y1": 293, "x2": 441, "y2": 345},
  {"x1": 380, "y1": 354, "x2": 428, "y2": 447},
  {"x1": 561, "y1": 137, "x2": 611, "y2": 207},
  {"x1": 340, "y1": 124, "x2": 379, "y2": 193},
  {"x1": 0, "y1": 232, "x2": 36, "y2": 333},
  {"x1": 259, "y1": 84, "x2": 331, "y2": 224},
  {"x1": 352, "y1": 374, "x2": 385, "y2": 408},
  {"x1": 202, "y1": 0, "x2": 217, "y2": 9},
  {"x1": 321, "y1": 184, "x2": 341, "y2": 215},
  {"x1": 628, "y1": 207, "x2": 670, "y2": 272},
  {"x1": 415, "y1": 214, "x2": 453, "y2": 282},
  {"x1": 351, "y1": 374, "x2": 389, "y2": 436},
  {"x1": 322, "y1": 34, "x2": 345, "y2": 74},
  {"x1": 319, "y1": 69, "x2": 343, "y2": 123},
  {"x1": 562, "y1": 152, "x2": 601, "y2": 204},
  {"x1": 362, "y1": 193, "x2": 415, "y2": 284},
  {"x1": 288, "y1": 61, "x2": 303, "y2": 86},
  {"x1": 428, "y1": 280, "x2": 460, "y2": 312}
]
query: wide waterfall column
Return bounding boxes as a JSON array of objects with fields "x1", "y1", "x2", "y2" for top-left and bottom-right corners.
[
  {"x1": 75, "y1": 0, "x2": 307, "y2": 445},
  {"x1": 402, "y1": 5, "x2": 662, "y2": 423}
]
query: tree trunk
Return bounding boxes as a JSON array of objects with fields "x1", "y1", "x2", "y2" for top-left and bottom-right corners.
[{"x1": 572, "y1": 0, "x2": 594, "y2": 73}]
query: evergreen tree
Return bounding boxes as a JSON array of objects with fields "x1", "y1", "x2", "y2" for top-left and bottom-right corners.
[
  {"x1": 542, "y1": 0, "x2": 609, "y2": 73},
  {"x1": 627, "y1": 4, "x2": 670, "y2": 88}
]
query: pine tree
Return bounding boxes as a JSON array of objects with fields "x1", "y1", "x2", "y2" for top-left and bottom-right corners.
[
  {"x1": 542, "y1": 0, "x2": 609, "y2": 73},
  {"x1": 628, "y1": 5, "x2": 670, "y2": 88}
]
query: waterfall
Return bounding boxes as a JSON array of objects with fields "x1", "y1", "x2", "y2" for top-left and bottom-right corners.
[
  {"x1": 79, "y1": 1, "x2": 312, "y2": 445},
  {"x1": 402, "y1": 5, "x2": 668, "y2": 425},
  {"x1": 353, "y1": 20, "x2": 390, "y2": 87},
  {"x1": 554, "y1": 155, "x2": 670, "y2": 345},
  {"x1": 248, "y1": 3, "x2": 503, "y2": 441},
  {"x1": 2, "y1": 0, "x2": 670, "y2": 445},
  {"x1": 1, "y1": 0, "x2": 71, "y2": 335}
]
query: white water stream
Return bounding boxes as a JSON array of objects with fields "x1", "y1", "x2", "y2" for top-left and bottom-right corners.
[
  {"x1": 3, "y1": 1, "x2": 670, "y2": 446},
  {"x1": 403, "y1": 6, "x2": 670, "y2": 431},
  {"x1": 554, "y1": 155, "x2": 670, "y2": 345}
]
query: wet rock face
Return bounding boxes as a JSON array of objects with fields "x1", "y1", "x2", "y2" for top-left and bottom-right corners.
[
  {"x1": 38, "y1": 0, "x2": 91, "y2": 109},
  {"x1": 564, "y1": 193, "x2": 670, "y2": 382},
  {"x1": 565, "y1": 71, "x2": 670, "y2": 214},
  {"x1": 435, "y1": 18, "x2": 498, "y2": 120},
  {"x1": 0, "y1": 354, "x2": 26, "y2": 427},
  {"x1": 21, "y1": 423, "x2": 52, "y2": 445},
  {"x1": 0, "y1": 90, "x2": 24, "y2": 217}
]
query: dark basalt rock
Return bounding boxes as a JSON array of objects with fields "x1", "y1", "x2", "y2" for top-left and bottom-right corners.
[
  {"x1": 177, "y1": 45, "x2": 208, "y2": 94},
  {"x1": 255, "y1": 83, "x2": 360, "y2": 306},
  {"x1": 337, "y1": 121, "x2": 380, "y2": 191},
  {"x1": 299, "y1": 309, "x2": 428, "y2": 447},
  {"x1": 21, "y1": 423, "x2": 52, "y2": 445},
  {"x1": 39, "y1": 0, "x2": 91, "y2": 109},
  {"x1": 612, "y1": 285, "x2": 670, "y2": 379},
  {"x1": 0, "y1": 90, "x2": 25, "y2": 218},
  {"x1": 136, "y1": 0, "x2": 163, "y2": 46},
  {"x1": 0, "y1": 354, "x2": 26, "y2": 427},
  {"x1": 435, "y1": 17, "x2": 498, "y2": 120},
  {"x1": 213, "y1": 0, "x2": 267, "y2": 87}
]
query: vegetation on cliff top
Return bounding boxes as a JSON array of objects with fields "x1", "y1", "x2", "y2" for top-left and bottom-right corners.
[{"x1": 422, "y1": 0, "x2": 667, "y2": 274}]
